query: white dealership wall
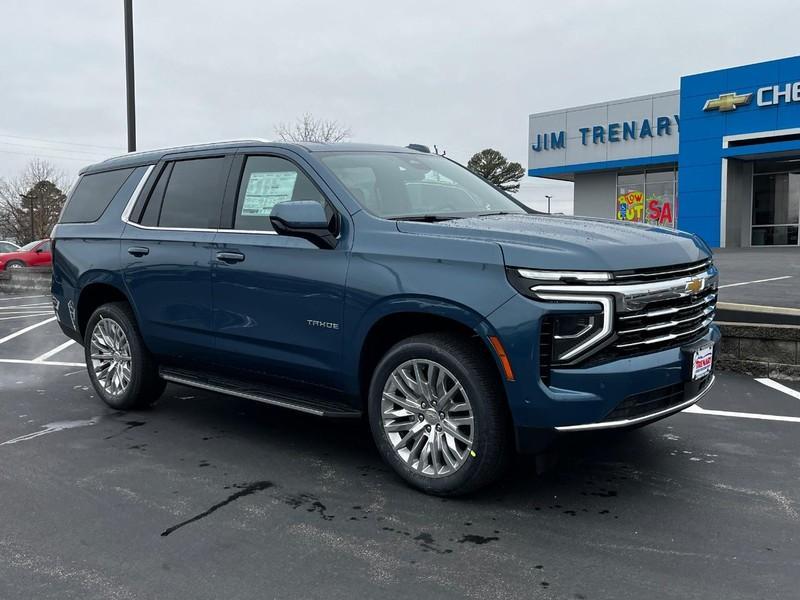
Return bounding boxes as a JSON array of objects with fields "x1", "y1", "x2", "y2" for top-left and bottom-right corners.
[{"x1": 528, "y1": 91, "x2": 680, "y2": 219}]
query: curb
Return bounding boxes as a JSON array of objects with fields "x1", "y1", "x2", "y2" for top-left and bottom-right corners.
[
  {"x1": 717, "y1": 321, "x2": 800, "y2": 381},
  {"x1": 0, "y1": 267, "x2": 53, "y2": 294}
]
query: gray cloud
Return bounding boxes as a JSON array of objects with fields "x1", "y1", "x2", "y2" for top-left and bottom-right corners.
[{"x1": 2, "y1": 0, "x2": 799, "y2": 213}]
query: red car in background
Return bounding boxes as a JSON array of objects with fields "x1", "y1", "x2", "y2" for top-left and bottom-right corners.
[{"x1": 0, "y1": 239, "x2": 52, "y2": 270}]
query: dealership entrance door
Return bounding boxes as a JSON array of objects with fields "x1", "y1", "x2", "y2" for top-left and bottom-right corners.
[{"x1": 751, "y1": 158, "x2": 800, "y2": 246}]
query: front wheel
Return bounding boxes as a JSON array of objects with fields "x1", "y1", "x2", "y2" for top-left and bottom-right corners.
[
  {"x1": 84, "y1": 302, "x2": 165, "y2": 410},
  {"x1": 368, "y1": 333, "x2": 511, "y2": 496}
]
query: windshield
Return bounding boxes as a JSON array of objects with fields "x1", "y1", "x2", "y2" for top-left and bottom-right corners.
[
  {"x1": 319, "y1": 152, "x2": 530, "y2": 219},
  {"x1": 18, "y1": 240, "x2": 42, "y2": 251}
]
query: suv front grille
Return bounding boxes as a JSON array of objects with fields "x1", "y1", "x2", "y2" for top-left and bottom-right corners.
[
  {"x1": 611, "y1": 287, "x2": 717, "y2": 356},
  {"x1": 612, "y1": 259, "x2": 712, "y2": 285}
]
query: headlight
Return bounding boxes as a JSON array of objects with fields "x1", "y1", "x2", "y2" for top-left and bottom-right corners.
[
  {"x1": 546, "y1": 309, "x2": 610, "y2": 362},
  {"x1": 537, "y1": 293, "x2": 614, "y2": 364}
]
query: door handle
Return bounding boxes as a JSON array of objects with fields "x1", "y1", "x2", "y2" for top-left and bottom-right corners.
[
  {"x1": 216, "y1": 251, "x2": 245, "y2": 264},
  {"x1": 127, "y1": 246, "x2": 149, "y2": 257}
]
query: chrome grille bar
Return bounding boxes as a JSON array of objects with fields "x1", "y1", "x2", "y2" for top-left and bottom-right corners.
[
  {"x1": 616, "y1": 317, "x2": 714, "y2": 349},
  {"x1": 613, "y1": 259, "x2": 712, "y2": 282}
]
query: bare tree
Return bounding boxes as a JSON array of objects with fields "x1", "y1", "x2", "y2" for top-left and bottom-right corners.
[
  {"x1": 274, "y1": 113, "x2": 352, "y2": 143},
  {"x1": 0, "y1": 159, "x2": 68, "y2": 244}
]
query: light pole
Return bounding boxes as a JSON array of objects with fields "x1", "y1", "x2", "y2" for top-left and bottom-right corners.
[
  {"x1": 124, "y1": 0, "x2": 136, "y2": 152},
  {"x1": 544, "y1": 195, "x2": 552, "y2": 214}
]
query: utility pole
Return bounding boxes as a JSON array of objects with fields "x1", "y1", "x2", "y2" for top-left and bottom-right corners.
[
  {"x1": 124, "y1": 0, "x2": 136, "y2": 152},
  {"x1": 544, "y1": 195, "x2": 552, "y2": 214}
]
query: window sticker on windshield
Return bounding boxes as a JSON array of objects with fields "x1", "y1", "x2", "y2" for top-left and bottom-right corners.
[{"x1": 241, "y1": 171, "x2": 298, "y2": 216}]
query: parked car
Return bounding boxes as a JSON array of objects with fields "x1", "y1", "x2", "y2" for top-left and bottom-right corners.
[
  {"x1": 51, "y1": 141, "x2": 719, "y2": 495},
  {"x1": 0, "y1": 239, "x2": 51, "y2": 270},
  {"x1": 0, "y1": 240, "x2": 20, "y2": 253}
]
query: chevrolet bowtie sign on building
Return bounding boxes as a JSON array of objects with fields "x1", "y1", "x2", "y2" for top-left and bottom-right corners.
[
  {"x1": 703, "y1": 92, "x2": 752, "y2": 112},
  {"x1": 529, "y1": 55, "x2": 800, "y2": 248}
]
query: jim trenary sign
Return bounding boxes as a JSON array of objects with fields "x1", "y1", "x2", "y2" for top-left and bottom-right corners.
[{"x1": 531, "y1": 114, "x2": 679, "y2": 152}]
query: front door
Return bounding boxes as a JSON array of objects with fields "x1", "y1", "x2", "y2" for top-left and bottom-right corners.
[
  {"x1": 211, "y1": 151, "x2": 350, "y2": 390},
  {"x1": 751, "y1": 160, "x2": 800, "y2": 246},
  {"x1": 122, "y1": 154, "x2": 232, "y2": 365}
]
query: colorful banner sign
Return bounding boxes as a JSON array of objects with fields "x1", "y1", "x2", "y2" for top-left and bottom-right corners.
[{"x1": 616, "y1": 191, "x2": 644, "y2": 222}]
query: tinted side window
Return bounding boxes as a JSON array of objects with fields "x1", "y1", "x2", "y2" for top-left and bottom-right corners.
[
  {"x1": 140, "y1": 163, "x2": 173, "y2": 227},
  {"x1": 234, "y1": 156, "x2": 326, "y2": 232},
  {"x1": 60, "y1": 168, "x2": 134, "y2": 223},
  {"x1": 158, "y1": 158, "x2": 227, "y2": 229}
]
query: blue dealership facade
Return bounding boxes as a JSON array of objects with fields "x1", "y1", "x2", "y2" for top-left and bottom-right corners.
[{"x1": 528, "y1": 55, "x2": 800, "y2": 248}]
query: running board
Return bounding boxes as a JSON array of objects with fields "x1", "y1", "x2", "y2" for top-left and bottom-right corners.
[{"x1": 159, "y1": 368, "x2": 362, "y2": 418}]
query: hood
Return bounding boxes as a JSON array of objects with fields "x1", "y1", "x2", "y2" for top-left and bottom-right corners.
[{"x1": 395, "y1": 214, "x2": 712, "y2": 271}]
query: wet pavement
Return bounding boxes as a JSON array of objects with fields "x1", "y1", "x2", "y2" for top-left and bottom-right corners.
[{"x1": 1, "y1": 294, "x2": 799, "y2": 599}]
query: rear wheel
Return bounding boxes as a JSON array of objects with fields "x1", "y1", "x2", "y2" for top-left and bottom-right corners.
[
  {"x1": 84, "y1": 302, "x2": 165, "y2": 410},
  {"x1": 368, "y1": 333, "x2": 511, "y2": 496},
  {"x1": 5, "y1": 260, "x2": 25, "y2": 269}
]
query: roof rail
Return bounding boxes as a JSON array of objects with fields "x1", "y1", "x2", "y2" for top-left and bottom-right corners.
[{"x1": 101, "y1": 138, "x2": 272, "y2": 162}]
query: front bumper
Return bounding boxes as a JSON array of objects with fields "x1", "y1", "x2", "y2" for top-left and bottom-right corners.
[
  {"x1": 485, "y1": 292, "x2": 721, "y2": 451},
  {"x1": 553, "y1": 373, "x2": 714, "y2": 431}
]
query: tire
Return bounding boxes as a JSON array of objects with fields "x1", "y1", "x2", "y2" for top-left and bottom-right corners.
[
  {"x1": 83, "y1": 301, "x2": 165, "y2": 410},
  {"x1": 368, "y1": 332, "x2": 511, "y2": 496},
  {"x1": 5, "y1": 260, "x2": 25, "y2": 269}
]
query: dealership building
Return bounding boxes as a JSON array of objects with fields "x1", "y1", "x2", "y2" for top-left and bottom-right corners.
[{"x1": 528, "y1": 55, "x2": 800, "y2": 248}]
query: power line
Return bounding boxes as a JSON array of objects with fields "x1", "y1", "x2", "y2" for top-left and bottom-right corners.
[
  {"x1": 0, "y1": 148, "x2": 100, "y2": 164},
  {"x1": 0, "y1": 132, "x2": 125, "y2": 151},
  {"x1": 0, "y1": 141, "x2": 111, "y2": 159}
]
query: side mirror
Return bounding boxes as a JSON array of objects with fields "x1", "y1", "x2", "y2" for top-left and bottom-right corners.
[{"x1": 269, "y1": 201, "x2": 338, "y2": 249}]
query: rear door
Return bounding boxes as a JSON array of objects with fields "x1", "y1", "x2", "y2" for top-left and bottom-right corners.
[
  {"x1": 121, "y1": 152, "x2": 233, "y2": 365},
  {"x1": 211, "y1": 149, "x2": 350, "y2": 390}
]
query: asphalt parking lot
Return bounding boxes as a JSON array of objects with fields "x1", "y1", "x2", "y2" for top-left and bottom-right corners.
[
  {"x1": 714, "y1": 247, "x2": 800, "y2": 309},
  {"x1": 1, "y1": 294, "x2": 800, "y2": 600}
]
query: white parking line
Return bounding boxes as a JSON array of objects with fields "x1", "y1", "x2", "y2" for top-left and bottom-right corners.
[
  {"x1": 0, "y1": 303, "x2": 51, "y2": 310},
  {"x1": 718, "y1": 275, "x2": 792, "y2": 289},
  {"x1": 0, "y1": 313, "x2": 54, "y2": 321},
  {"x1": 0, "y1": 358, "x2": 84, "y2": 367},
  {"x1": 0, "y1": 295, "x2": 49, "y2": 302},
  {"x1": 0, "y1": 316, "x2": 57, "y2": 345},
  {"x1": 755, "y1": 378, "x2": 800, "y2": 400},
  {"x1": 685, "y1": 404, "x2": 800, "y2": 423},
  {"x1": 32, "y1": 339, "x2": 76, "y2": 363},
  {"x1": 0, "y1": 417, "x2": 100, "y2": 446}
]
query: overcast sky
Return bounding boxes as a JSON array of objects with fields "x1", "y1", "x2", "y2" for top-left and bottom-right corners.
[{"x1": 2, "y1": 0, "x2": 800, "y2": 213}]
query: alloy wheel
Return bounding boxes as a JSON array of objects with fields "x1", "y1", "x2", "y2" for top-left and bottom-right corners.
[
  {"x1": 381, "y1": 359, "x2": 474, "y2": 478},
  {"x1": 90, "y1": 317, "x2": 132, "y2": 396}
]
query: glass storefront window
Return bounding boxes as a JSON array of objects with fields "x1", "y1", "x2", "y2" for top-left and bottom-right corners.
[
  {"x1": 751, "y1": 168, "x2": 800, "y2": 246},
  {"x1": 616, "y1": 168, "x2": 676, "y2": 227}
]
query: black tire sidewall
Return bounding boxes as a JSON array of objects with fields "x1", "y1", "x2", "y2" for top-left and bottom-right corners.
[
  {"x1": 84, "y1": 302, "x2": 152, "y2": 410},
  {"x1": 368, "y1": 336, "x2": 506, "y2": 495},
  {"x1": 5, "y1": 260, "x2": 25, "y2": 269}
]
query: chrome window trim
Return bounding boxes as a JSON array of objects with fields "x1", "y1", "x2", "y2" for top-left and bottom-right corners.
[
  {"x1": 555, "y1": 375, "x2": 715, "y2": 432},
  {"x1": 120, "y1": 163, "x2": 281, "y2": 235},
  {"x1": 536, "y1": 294, "x2": 613, "y2": 362},
  {"x1": 120, "y1": 164, "x2": 155, "y2": 224}
]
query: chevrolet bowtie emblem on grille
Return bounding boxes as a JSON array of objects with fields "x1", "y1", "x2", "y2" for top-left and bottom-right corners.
[
  {"x1": 703, "y1": 92, "x2": 752, "y2": 112},
  {"x1": 685, "y1": 278, "x2": 705, "y2": 294}
]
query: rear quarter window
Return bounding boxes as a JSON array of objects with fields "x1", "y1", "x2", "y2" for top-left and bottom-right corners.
[{"x1": 60, "y1": 168, "x2": 135, "y2": 223}]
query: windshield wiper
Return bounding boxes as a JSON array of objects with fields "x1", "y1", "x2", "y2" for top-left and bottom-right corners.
[
  {"x1": 387, "y1": 215, "x2": 461, "y2": 222},
  {"x1": 478, "y1": 211, "x2": 520, "y2": 217}
]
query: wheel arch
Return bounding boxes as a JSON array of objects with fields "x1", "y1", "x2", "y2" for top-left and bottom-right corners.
[
  {"x1": 76, "y1": 281, "x2": 131, "y2": 338},
  {"x1": 351, "y1": 298, "x2": 507, "y2": 406}
]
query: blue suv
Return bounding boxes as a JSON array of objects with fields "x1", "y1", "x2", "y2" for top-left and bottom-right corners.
[{"x1": 52, "y1": 141, "x2": 719, "y2": 495}]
